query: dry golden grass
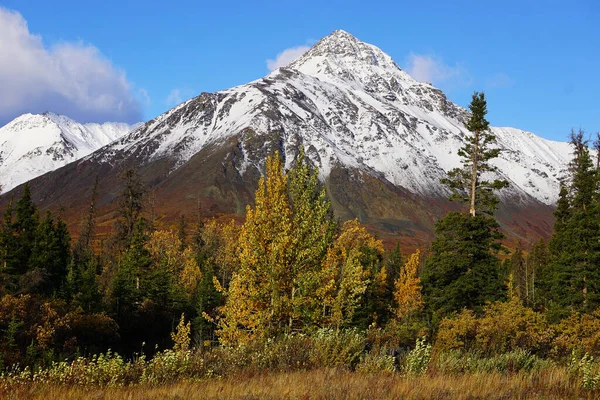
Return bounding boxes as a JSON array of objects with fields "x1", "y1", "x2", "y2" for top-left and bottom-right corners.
[{"x1": 4, "y1": 368, "x2": 597, "y2": 400}]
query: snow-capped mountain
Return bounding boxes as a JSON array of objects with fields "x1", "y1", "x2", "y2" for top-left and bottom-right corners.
[
  {"x1": 91, "y1": 30, "x2": 571, "y2": 206},
  {"x1": 4, "y1": 30, "x2": 575, "y2": 246},
  {"x1": 0, "y1": 112, "x2": 139, "y2": 193}
]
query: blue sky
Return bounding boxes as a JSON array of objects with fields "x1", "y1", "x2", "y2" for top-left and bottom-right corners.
[{"x1": 0, "y1": 0, "x2": 598, "y2": 141}]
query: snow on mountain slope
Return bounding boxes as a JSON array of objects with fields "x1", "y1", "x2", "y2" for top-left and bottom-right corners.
[
  {"x1": 89, "y1": 30, "x2": 572, "y2": 205},
  {"x1": 0, "y1": 112, "x2": 138, "y2": 193}
]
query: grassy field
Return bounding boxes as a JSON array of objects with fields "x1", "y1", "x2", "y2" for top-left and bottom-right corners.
[{"x1": 3, "y1": 368, "x2": 597, "y2": 400}]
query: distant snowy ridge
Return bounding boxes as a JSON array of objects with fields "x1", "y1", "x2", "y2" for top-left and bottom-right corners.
[
  {"x1": 0, "y1": 112, "x2": 139, "y2": 193},
  {"x1": 90, "y1": 30, "x2": 572, "y2": 205}
]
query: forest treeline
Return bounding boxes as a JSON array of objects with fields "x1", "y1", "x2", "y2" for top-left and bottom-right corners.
[{"x1": 1, "y1": 93, "x2": 600, "y2": 390}]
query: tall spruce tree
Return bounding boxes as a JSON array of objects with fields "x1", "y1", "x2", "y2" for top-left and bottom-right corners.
[
  {"x1": 29, "y1": 211, "x2": 71, "y2": 295},
  {"x1": 510, "y1": 244, "x2": 527, "y2": 304},
  {"x1": 116, "y1": 167, "x2": 146, "y2": 249},
  {"x1": 0, "y1": 197, "x2": 17, "y2": 293},
  {"x1": 541, "y1": 129, "x2": 600, "y2": 314},
  {"x1": 66, "y1": 178, "x2": 101, "y2": 309},
  {"x1": 442, "y1": 92, "x2": 508, "y2": 216},
  {"x1": 526, "y1": 238, "x2": 549, "y2": 306},
  {"x1": 13, "y1": 183, "x2": 39, "y2": 279},
  {"x1": 423, "y1": 92, "x2": 507, "y2": 320}
]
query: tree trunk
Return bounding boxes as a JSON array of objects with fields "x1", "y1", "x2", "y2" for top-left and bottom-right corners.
[{"x1": 469, "y1": 130, "x2": 479, "y2": 217}]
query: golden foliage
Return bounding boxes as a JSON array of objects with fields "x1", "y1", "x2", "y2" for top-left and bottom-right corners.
[
  {"x1": 434, "y1": 297, "x2": 552, "y2": 356},
  {"x1": 201, "y1": 219, "x2": 240, "y2": 289},
  {"x1": 393, "y1": 249, "x2": 423, "y2": 320},
  {"x1": 435, "y1": 309, "x2": 478, "y2": 353},
  {"x1": 171, "y1": 314, "x2": 191, "y2": 353},
  {"x1": 145, "y1": 230, "x2": 200, "y2": 296},
  {"x1": 552, "y1": 310, "x2": 600, "y2": 358},
  {"x1": 36, "y1": 302, "x2": 71, "y2": 350},
  {"x1": 218, "y1": 153, "x2": 294, "y2": 345},
  {"x1": 319, "y1": 219, "x2": 384, "y2": 328}
]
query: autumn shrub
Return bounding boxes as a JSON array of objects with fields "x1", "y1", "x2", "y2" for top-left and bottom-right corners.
[
  {"x1": 435, "y1": 298, "x2": 552, "y2": 356},
  {"x1": 140, "y1": 349, "x2": 195, "y2": 385},
  {"x1": 434, "y1": 308, "x2": 478, "y2": 353},
  {"x1": 308, "y1": 328, "x2": 366, "y2": 369},
  {"x1": 36, "y1": 350, "x2": 134, "y2": 387},
  {"x1": 67, "y1": 312, "x2": 120, "y2": 355},
  {"x1": 253, "y1": 334, "x2": 313, "y2": 371},
  {"x1": 552, "y1": 311, "x2": 600, "y2": 359},
  {"x1": 356, "y1": 346, "x2": 396, "y2": 373},
  {"x1": 368, "y1": 318, "x2": 429, "y2": 351}
]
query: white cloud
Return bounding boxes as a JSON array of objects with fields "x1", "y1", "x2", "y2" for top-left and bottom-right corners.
[
  {"x1": 165, "y1": 89, "x2": 183, "y2": 107},
  {"x1": 0, "y1": 7, "x2": 143, "y2": 125},
  {"x1": 486, "y1": 72, "x2": 515, "y2": 89},
  {"x1": 405, "y1": 53, "x2": 470, "y2": 86},
  {"x1": 137, "y1": 88, "x2": 151, "y2": 106},
  {"x1": 165, "y1": 88, "x2": 196, "y2": 107},
  {"x1": 266, "y1": 45, "x2": 310, "y2": 71}
]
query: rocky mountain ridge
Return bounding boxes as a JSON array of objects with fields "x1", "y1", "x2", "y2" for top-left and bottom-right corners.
[{"x1": 0, "y1": 112, "x2": 138, "y2": 193}]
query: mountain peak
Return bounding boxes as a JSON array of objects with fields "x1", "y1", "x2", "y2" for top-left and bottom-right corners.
[
  {"x1": 0, "y1": 113, "x2": 136, "y2": 193},
  {"x1": 287, "y1": 29, "x2": 415, "y2": 90}
]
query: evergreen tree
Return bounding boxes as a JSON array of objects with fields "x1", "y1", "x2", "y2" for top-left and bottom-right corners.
[
  {"x1": 29, "y1": 212, "x2": 71, "y2": 295},
  {"x1": 111, "y1": 218, "x2": 150, "y2": 319},
  {"x1": 510, "y1": 244, "x2": 527, "y2": 304},
  {"x1": 526, "y1": 238, "x2": 549, "y2": 306},
  {"x1": 66, "y1": 177, "x2": 101, "y2": 307},
  {"x1": 542, "y1": 129, "x2": 600, "y2": 314},
  {"x1": 384, "y1": 242, "x2": 403, "y2": 285},
  {"x1": 423, "y1": 92, "x2": 507, "y2": 320},
  {"x1": 13, "y1": 183, "x2": 39, "y2": 278},
  {"x1": 0, "y1": 197, "x2": 17, "y2": 293},
  {"x1": 442, "y1": 92, "x2": 508, "y2": 216},
  {"x1": 116, "y1": 168, "x2": 146, "y2": 249},
  {"x1": 422, "y1": 212, "x2": 506, "y2": 319}
]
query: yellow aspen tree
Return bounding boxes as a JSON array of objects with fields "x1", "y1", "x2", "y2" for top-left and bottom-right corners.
[
  {"x1": 319, "y1": 219, "x2": 384, "y2": 329},
  {"x1": 287, "y1": 148, "x2": 337, "y2": 329},
  {"x1": 393, "y1": 249, "x2": 424, "y2": 320},
  {"x1": 171, "y1": 313, "x2": 191, "y2": 353},
  {"x1": 201, "y1": 219, "x2": 240, "y2": 289},
  {"x1": 145, "y1": 230, "x2": 201, "y2": 298},
  {"x1": 218, "y1": 153, "x2": 294, "y2": 345}
]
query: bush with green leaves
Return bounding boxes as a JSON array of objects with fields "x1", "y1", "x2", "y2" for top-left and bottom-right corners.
[
  {"x1": 404, "y1": 337, "x2": 431, "y2": 375},
  {"x1": 568, "y1": 350, "x2": 600, "y2": 390},
  {"x1": 434, "y1": 349, "x2": 553, "y2": 375},
  {"x1": 356, "y1": 347, "x2": 396, "y2": 373},
  {"x1": 309, "y1": 328, "x2": 366, "y2": 369}
]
